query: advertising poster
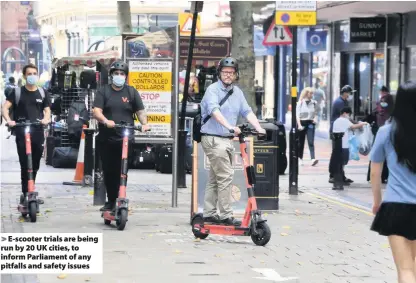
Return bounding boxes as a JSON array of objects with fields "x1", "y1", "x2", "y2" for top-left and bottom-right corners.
[{"x1": 128, "y1": 60, "x2": 172, "y2": 136}]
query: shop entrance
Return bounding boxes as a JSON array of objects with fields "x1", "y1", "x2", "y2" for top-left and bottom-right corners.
[{"x1": 340, "y1": 52, "x2": 385, "y2": 120}]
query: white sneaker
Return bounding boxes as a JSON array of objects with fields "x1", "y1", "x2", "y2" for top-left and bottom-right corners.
[
  {"x1": 311, "y1": 159, "x2": 319, "y2": 166},
  {"x1": 299, "y1": 158, "x2": 304, "y2": 166}
]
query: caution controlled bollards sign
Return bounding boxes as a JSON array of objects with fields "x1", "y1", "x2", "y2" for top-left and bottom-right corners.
[{"x1": 128, "y1": 61, "x2": 173, "y2": 136}]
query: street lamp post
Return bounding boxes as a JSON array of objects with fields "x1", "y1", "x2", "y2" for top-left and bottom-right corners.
[{"x1": 20, "y1": 31, "x2": 30, "y2": 64}]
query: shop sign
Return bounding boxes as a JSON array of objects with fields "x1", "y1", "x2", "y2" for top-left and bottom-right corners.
[
  {"x1": 179, "y1": 37, "x2": 231, "y2": 59},
  {"x1": 128, "y1": 61, "x2": 172, "y2": 136},
  {"x1": 349, "y1": 17, "x2": 386, "y2": 43}
]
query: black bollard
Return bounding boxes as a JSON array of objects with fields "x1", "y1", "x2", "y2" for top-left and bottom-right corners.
[
  {"x1": 93, "y1": 141, "x2": 106, "y2": 206},
  {"x1": 329, "y1": 132, "x2": 344, "y2": 190},
  {"x1": 83, "y1": 128, "x2": 95, "y2": 187}
]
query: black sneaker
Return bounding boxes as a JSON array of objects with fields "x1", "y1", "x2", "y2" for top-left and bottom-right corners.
[
  {"x1": 100, "y1": 202, "x2": 114, "y2": 211},
  {"x1": 344, "y1": 178, "x2": 353, "y2": 183},
  {"x1": 332, "y1": 186, "x2": 344, "y2": 191},
  {"x1": 221, "y1": 217, "x2": 242, "y2": 226},
  {"x1": 203, "y1": 215, "x2": 220, "y2": 223},
  {"x1": 329, "y1": 178, "x2": 350, "y2": 186}
]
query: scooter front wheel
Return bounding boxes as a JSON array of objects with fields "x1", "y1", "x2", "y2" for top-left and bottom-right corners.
[
  {"x1": 251, "y1": 222, "x2": 271, "y2": 246},
  {"x1": 191, "y1": 214, "x2": 209, "y2": 239},
  {"x1": 116, "y1": 209, "x2": 128, "y2": 231},
  {"x1": 29, "y1": 202, "x2": 37, "y2": 223}
]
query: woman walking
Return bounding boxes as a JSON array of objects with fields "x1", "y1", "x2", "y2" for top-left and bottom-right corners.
[
  {"x1": 366, "y1": 86, "x2": 394, "y2": 183},
  {"x1": 296, "y1": 87, "x2": 319, "y2": 166},
  {"x1": 370, "y1": 81, "x2": 416, "y2": 283}
]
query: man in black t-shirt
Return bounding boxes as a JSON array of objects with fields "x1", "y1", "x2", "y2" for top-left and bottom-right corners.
[
  {"x1": 93, "y1": 60, "x2": 149, "y2": 211},
  {"x1": 2, "y1": 64, "x2": 51, "y2": 203}
]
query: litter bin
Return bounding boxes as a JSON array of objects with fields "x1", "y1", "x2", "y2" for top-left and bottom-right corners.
[{"x1": 252, "y1": 121, "x2": 280, "y2": 210}]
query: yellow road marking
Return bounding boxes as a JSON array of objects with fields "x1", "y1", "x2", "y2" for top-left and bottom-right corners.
[{"x1": 305, "y1": 192, "x2": 374, "y2": 216}]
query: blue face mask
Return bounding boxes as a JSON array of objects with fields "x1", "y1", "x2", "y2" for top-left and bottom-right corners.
[
  {"x1": 26, "y1": 75, "x2": 38, "y2": 85},
  {"x1": 380, "y1": 102, "x2": 388, "y2": 108},
  {"x1": 112, "y1": 75, "x2": 126, "y2": 87}
]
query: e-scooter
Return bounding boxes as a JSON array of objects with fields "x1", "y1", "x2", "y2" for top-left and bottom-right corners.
[
  {"x1": 102, "y1": 121, "x2": 149, "y2": 231},
  {"x1": 7, "y1": 118, "x2": 44, "y2": 223},
  {"x1": 191, "y1": 124, "x2": 272, "y2": 246}
]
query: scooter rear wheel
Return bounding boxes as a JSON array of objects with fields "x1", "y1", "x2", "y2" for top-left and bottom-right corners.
[
  {"x1": 251, "y1": 222, "x2": 271, "y2": 246},
  {"x1": 191, "y1": 215, "x2": 209, "y2": 239},
  {"x1": 29, "y1": 202, "x2": 37, "y2": 223},
  {"x1": 104, "y1": 219, "x2": 111, "y2": 225},
  {"x1": 116, "y1": 209, "x2": 128, "y2": 231}
]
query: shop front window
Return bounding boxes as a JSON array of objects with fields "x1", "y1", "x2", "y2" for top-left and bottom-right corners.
[
  {"x1": 312, "y1": 51, "x2": 329, "y2": 132},
  {"x1": 407, "y1": 47, "x2": 416, "y2": 81},
  {"x1": 388, "y1": 48, "x2": 399, "y2": 94},
  {"x1": 372, "y1": 53, "x2": 385, "y2": 110}
]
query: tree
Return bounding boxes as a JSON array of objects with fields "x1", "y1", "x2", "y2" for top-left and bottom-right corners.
[
  {"x1": 229, "y1": 2, "x2": 256, "y2": 110},
  {"x1": 117, "y1": 1, "x2": 132, "y2": 34}
]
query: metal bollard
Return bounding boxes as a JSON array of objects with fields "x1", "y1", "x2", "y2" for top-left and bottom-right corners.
[
  {"x1": 93, "y1": 140, "x2": 106, "y2": 206},
  {"x1": 83, "y1": 128, "x2": 95, "y2": 187},
  {"x1": 329, "y1": 133, "x2": 344, "y2": 190}
]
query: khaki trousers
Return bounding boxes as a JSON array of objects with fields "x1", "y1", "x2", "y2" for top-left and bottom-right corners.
[{"x1": 201, "y1": 135, "x2": 234, "y2": 220}]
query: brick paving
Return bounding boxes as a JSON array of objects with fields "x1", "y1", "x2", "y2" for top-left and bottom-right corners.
[{"x1": 1, "y1": 126, "x2": 395, "y2": 283}]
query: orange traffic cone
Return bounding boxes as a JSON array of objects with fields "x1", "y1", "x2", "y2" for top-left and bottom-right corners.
[{"x1": 63, "y1": 125, "x2": 87, "y2": 186}]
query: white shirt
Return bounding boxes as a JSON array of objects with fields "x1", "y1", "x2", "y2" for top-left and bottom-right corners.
[
  {"x1": 333, "y1": 117, "x2": 353, "y2": 148},
  {"x1": 296, "y1": 99, "x2": 317, "y2": 120}
]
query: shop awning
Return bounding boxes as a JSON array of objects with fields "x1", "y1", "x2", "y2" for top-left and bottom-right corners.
[{"x1": 52, "y1": 48, "x2": 121, "y2": 68}]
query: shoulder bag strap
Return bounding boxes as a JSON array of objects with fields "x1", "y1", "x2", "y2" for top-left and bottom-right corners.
[
  {"x1": 15, "y1": 86, "x2": 21, "y2": 106},
  {"x1": 202, "y1": 88, "x2": 234, "y2": 124},
  {"x1": 38, "y1": 87, "x2": 45, "y2": 99}
]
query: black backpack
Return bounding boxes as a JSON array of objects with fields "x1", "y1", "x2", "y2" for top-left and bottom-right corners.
[
  {"x1": 67, "y1": 101, "x2": 89, "y2": 145},
  {"x1": 193, "y1": 88, "x2": 233, "y2": 143}
]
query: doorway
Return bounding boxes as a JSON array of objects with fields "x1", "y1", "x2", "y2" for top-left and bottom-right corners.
[{"x1": 341, "y1": 52, "x2": 385, "y2": 120}]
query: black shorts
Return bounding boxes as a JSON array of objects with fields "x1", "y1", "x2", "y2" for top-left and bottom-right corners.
[{"x1": 371, "y1": 202, "x2": 416, "y2": 241}]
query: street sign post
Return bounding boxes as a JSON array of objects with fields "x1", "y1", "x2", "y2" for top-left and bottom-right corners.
[
  {"x1": 263, "y1": 19, "x2": 293, "y2": 46},
  {"x1": 275, "y1": 1, "x2": 317, "y2": 26}
]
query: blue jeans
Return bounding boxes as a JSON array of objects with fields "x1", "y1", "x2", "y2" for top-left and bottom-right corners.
[{"x1": 298, "y1": 121, "x2": 316, "y2": 160}]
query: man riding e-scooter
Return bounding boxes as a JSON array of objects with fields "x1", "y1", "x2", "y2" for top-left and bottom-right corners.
[{"x1": 199, "y1": 57, "x2": 266, "y2": 226}]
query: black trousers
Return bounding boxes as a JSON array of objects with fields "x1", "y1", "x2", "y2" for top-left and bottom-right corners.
[
  {"x1": 367, "y1": 161, "x2": 389, "y2": 182},
  {"x1": 16, "y1": 130, "x2": 44, "y2": 194},
  {"x1": 298, "y1": 120, "x2": 316, "y2": 160},
  {"x1": 97, "y1": 139, "x2": 133, "y2": 203},
  {"x1": 329, "y1": 139, "x2": 347, "y2": 180}
]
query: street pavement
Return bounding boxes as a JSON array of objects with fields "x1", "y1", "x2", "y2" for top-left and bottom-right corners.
[{"x1": 0, "y1": 125, "x2": 395, "y2": 283}]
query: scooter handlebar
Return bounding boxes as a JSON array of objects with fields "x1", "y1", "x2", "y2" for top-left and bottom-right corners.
[
  {"x1": 6, "y1": 120, "x2": 43, "y2": 128},
  {"x1": 114, "y1": 124, "x2": 151, "y2": 133},
  {"x1": 229, "y1": 124, "x2": 263, "y2": 136}
]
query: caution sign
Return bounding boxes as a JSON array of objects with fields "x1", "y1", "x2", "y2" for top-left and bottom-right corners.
[
  {"x1": 179, "y1": 13, "x2": 201, "y2": 35},
  {"x1": 148, "y1": 114, "x2": 171, "y2": 124},
  {"x1": 128, "y1": 61, "x2": 173, "y2": 136},
  {"x1": 129, "y1": 72, "x2": 171, "y2": 92}
]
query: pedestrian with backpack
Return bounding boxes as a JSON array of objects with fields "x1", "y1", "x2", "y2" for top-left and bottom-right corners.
[
  {"x1": 1, "y1": 64, "x2": 51, "y2": 204},
  {"x1": 194, "y1": 57, "x2": 266, "y2": 226},
  {"x1": 93, "y1": 60, "x2": 150, "y2": 212}
]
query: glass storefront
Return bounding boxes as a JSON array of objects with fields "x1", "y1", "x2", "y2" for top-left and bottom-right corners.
[
  {"x1": 388, "y1": 47, "x2": 400, "y2": 94},
  {"x1": 407, "y1": 47, "x2": 416, "y2": 80}
]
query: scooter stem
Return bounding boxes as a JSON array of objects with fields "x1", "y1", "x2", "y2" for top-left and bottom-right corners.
[
  {"x1": 25, "y1": 126, "x2": 35, "y2": 193},
  {"x1": 119, "y1": 135, "x2": 129, "y2": 198}
]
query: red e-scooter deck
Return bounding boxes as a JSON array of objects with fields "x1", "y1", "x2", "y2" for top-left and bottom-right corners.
[
  {"x1": 101, "y1": 122, "x2": 149, "y2": 231},
  {"x1": 191, "y1": 124, "x2": 271, "y2": 246}
]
